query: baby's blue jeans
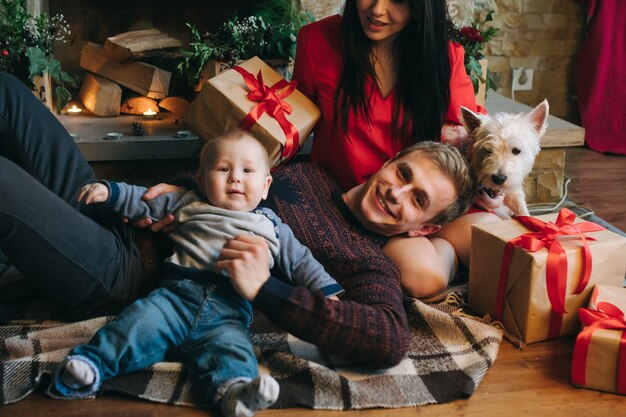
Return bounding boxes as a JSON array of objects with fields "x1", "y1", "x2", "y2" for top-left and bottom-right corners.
[{"x1": 55, "y1": 275, "x2": 257, "y2": 403}]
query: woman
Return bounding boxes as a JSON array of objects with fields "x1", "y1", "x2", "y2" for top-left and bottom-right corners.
[{"x1": 289, "y1": 0, "x2": 498, "y2": 297}]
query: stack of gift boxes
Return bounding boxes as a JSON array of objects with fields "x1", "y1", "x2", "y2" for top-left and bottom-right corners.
[{"x1": 469, "y1": 209, "x2": 626, "y2": 395}]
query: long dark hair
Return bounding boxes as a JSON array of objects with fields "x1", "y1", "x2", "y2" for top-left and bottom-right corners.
[{"x1": 336, "y1": 0, "x2": 451, "y2": 148}]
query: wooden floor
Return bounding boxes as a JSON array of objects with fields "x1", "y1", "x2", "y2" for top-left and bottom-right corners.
[{"x1": 2, "y1": 146, "x2": 625, "y2": 416}]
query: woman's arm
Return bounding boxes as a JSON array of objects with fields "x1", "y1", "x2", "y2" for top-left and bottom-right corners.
[
  {"x1": 383, "y1": 235, "x2": 457, "y2": 298},
  {"x1": 292, "y1": 23, "x2": 316, "y2": 100},
  {"x1": 383, "y1": 210, "x2": 504, "y2": 299},
  {"x1": 441, "y1": 42, "x2": 488, "y2": 149}
]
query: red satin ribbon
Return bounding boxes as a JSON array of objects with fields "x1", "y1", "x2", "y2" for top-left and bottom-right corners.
[
  {"x1": 571, "y1": 302, "x2": 626, "y2": 394},
  {"x1": 494, "y1": 208, "x2": 605, "y2": 339},
  {"x1": 232, "y1": 66, "x2": 300, "y2": 162}
]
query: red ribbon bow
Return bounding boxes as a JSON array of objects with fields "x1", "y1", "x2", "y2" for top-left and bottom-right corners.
[
  {"x1": 495, "y1": 208, "x2": 605, "y2": 339},
  {"x1": 232, "y1": 66, "x2": 300, "y2": 163},
  {"x1": 571, "y1": 302, "x2": 626, "y2": 394}
]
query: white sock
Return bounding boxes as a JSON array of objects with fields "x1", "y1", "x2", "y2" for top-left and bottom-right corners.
[
  {"x1": 62, "y1": 358, "x2": 95, "y2": 389},
  {"x1": 219, "y1": 375, "x2": 280, "y2": 417}
]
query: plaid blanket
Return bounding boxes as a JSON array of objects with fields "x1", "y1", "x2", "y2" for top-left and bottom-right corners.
[{"x1": 0, "y1": 266, "x2": 502, "y2": 410}]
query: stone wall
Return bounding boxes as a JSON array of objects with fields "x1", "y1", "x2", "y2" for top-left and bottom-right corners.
[{"x1": 478, "y1": 0, "x2": 585, "y2": 121}]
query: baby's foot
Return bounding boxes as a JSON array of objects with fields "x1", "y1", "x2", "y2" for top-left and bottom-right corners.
[
  {"x1": 62, "y1": 358, "x2": 95, "y2": 389},
  {"x1": 219, "y1": 375, "x2": 280, "y2": 417}
]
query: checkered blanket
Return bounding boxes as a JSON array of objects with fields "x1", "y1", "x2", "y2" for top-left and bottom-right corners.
[{"x1": 0, "y1": 266, "x2": 502, "y2": 410}]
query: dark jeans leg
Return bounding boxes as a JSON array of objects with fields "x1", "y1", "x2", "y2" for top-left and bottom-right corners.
[
  {"x1": 0, "y1": 72, "x2": 95, "y2": 205},
  {"x1": 0, "y1": 72, "x2": 142, "y2": 308}
]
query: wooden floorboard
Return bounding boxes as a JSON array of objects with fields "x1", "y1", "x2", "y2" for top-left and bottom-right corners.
[{"x1": 2, "y1": 146, "x2": 625, "y2": 416}]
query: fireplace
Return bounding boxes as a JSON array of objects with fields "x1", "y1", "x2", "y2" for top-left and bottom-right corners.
[
  {"x1": 42, "y1": 0, "x2": 265, "y2": 73},
  {"x1": 29, "y1": 0, "x2": 341, "y2": 161}
]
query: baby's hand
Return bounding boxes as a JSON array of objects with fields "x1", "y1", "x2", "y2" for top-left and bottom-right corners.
[{"x1": 78, "y1": 183, "x2": 109, "y2": 205}]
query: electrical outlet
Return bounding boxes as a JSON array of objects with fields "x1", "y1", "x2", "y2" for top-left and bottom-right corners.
[{"x1": 512, "y1": 68, "x2": 533, "y2": 92}]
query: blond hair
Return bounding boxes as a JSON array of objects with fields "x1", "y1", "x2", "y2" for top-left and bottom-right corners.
[{"x1": 389, "y1": 141, "x2": 476, "y2": 225}]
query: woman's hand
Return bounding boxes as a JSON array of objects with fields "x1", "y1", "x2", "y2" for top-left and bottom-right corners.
[
  {"x1": 126, "y1": 183, "x2": 182, "y2": 232},
  {"x1": 216, "y1": 235, "x2": 271, "y2": 301},
  {"x1": 440, "y1": 122, "x2": 469, "y2": 149},
  {"x1": 473, "y1": 187, "x2": 505, "y2": 212}
]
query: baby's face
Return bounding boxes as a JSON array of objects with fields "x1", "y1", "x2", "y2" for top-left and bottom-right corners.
[{"x1": 200, "y1": 137, "x2": 272, "y2": 212}]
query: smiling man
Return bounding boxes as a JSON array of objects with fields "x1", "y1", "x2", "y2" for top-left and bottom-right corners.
[{"x1": 342, "y1": 141, "x2": 474, "y2": 237}]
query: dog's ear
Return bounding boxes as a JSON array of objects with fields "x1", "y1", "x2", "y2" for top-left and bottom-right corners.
[
  {"x1": 527, "y1": 99, "x2": 549, "y2": 137},
  {"x1": 459, "y1": 106, "x2": 482, "y2": 133}
]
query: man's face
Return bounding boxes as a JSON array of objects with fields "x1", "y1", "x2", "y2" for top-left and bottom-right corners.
[{"x1": 350, "y1": 151, "x2": 458, "y2": 237}]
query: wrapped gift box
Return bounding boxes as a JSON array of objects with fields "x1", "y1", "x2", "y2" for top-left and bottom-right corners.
[
  {"x1": 572, "y1": 285, "x2": 626, "y2": 395},
  {"x1": 469, "y1": 209, "x2": 626, "y2": 344},
  {"x1": 185, "y1": 56, "x2": 320, "y2": 168}
]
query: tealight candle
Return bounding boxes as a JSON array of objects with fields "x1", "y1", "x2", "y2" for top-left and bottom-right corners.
[
  {"x1": 143, "y1": 109, "x2": 157, "y2": 119},
  {"x1": 67, "y1": 105, "x2": 82, "y2": 115}
]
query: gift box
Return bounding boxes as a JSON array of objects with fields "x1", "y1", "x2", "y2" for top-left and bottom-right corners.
[
  {"x1": 185, "y1": 56, "x2": 320, "y2": 168},
  {"x1": 571, "y1": 285, "x2": 626, "y2": 395},
  {"x1": 469, "y1": 208, "x2": 626, "y2": 344}
]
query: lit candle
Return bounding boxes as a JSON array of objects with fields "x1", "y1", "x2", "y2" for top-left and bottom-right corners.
[
  {"x1": 143, "y1": 109, "x2": 157, "y2": 119},
  {"x1": 67, "y1": 105, "x2": 82, "y2": 115}
]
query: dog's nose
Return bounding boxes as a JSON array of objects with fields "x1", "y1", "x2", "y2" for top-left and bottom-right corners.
[{"x1": 492, "y1": 174, "x2": 507, "y2": 185}]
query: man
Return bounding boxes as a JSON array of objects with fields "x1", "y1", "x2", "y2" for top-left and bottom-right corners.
[{"x1": 148, "y1": 141, "x2": 475, "y2": 369}]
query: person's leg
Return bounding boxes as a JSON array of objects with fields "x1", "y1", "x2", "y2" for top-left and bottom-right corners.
[
  {"x1": 0, "y1": 73, "x2": 145, "y2": 308},
  {"x1": 0, "y1": 72, "x2": 95, "y2": 205},
  {"x1": 55, "y1": 282, "x2": 195, "y2": 397},
  {"x1": 186, "y1": 285, "x2": 278, "y2": 416},
  {"x1": 0, "y1": 157, "x2": 140, "y2": 307}
]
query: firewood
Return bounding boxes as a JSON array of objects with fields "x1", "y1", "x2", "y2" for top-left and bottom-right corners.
[
  {"x1": 158, "y1": 96, "x2": 190, "y2": 117},
  {"x1": 104, "y1": 28, "x2": 183, "y2": 62},
  {"x1": 78, "y1": 73, "x2": 122, "y2": 117},
  {"x1": 120, "y1": 96, "x2": 159, "y2": 115},
  {"x1": 80, "y1": 42, "x2": 171, "y2": 99}
]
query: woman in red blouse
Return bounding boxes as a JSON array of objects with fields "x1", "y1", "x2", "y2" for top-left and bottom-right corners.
[{"x1": 292, "y1": 0, "x2": 499, "y2": 298}]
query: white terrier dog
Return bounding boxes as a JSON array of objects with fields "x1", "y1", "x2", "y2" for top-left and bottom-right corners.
[{"x1": 460, "y1": 99, "x2": 550, "y2": 217}]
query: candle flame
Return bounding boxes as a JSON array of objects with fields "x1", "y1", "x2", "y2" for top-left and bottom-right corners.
[
  {"x1": 67, "y1": 105, "x2": 82, "y2": 114},
  {"x1": 143, "y1": 109, "x2": 157, "y2": 116}
]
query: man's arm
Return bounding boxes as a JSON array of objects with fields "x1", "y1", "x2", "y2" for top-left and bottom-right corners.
[
  {"x1": 217, "y1": 236, "x2": 409, "y2": 369},
  {"x1": 261, "y1": 208, "x2": 344, "y2": 297}
]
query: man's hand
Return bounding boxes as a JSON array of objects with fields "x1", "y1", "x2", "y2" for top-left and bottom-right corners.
[
  {"x1": 216, "y1": 235, "x2": 271, "y2": 301},
  {"x1": 125, "y1": 183, "x2": 181, "y2": 232},
  {"x1": 78, "y1": 183, "x2": 109, "y2": 205}
]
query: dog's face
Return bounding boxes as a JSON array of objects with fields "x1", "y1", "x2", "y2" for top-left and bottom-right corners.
[{"x1": 461, "y1": 100, "x2": 549, "y2": 196}]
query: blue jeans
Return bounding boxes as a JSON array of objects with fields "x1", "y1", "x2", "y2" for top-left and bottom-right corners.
[
  {"x1": 0, "y1": 72, "x2": 145, "y2": 312},
  {"x1": 56, "y1": 276, "x2": 258, "y2": 403}
]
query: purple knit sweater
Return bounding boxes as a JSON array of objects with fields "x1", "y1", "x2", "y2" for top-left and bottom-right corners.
[{"x1": 253, "y1": 162, "x2": 410, "y2": 368}]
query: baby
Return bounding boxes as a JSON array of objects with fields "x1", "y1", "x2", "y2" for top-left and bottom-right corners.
[{"x1": 55, "y1": 129, "x2": 343, "y2": 417}]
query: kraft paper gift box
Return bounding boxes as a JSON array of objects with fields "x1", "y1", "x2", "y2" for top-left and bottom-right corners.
[
  {"x1": 185, "y1": 56, "x2": 320, "y2": 168},
  {"x1": 469, "y1": 208, "x2": 626, "y2": 344},
  {"x1": 571, "y1": 285, "x2": 626, "y2": 395}
]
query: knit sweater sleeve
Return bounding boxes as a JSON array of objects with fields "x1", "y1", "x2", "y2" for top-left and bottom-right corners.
[
  {"x1": 271, "y1": 213, "x2": 344, "y2": 297},
  {"x1": 102, "y1": 181, "x2": 198, "y2": 221},
  {"x1": 253, "y1": 163, "x2": 409, "y2": 369}
]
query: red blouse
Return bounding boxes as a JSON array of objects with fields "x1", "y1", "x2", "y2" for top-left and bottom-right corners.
[{"x1": 293, "y1": 15, "x2": 484, "y2": 189}]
